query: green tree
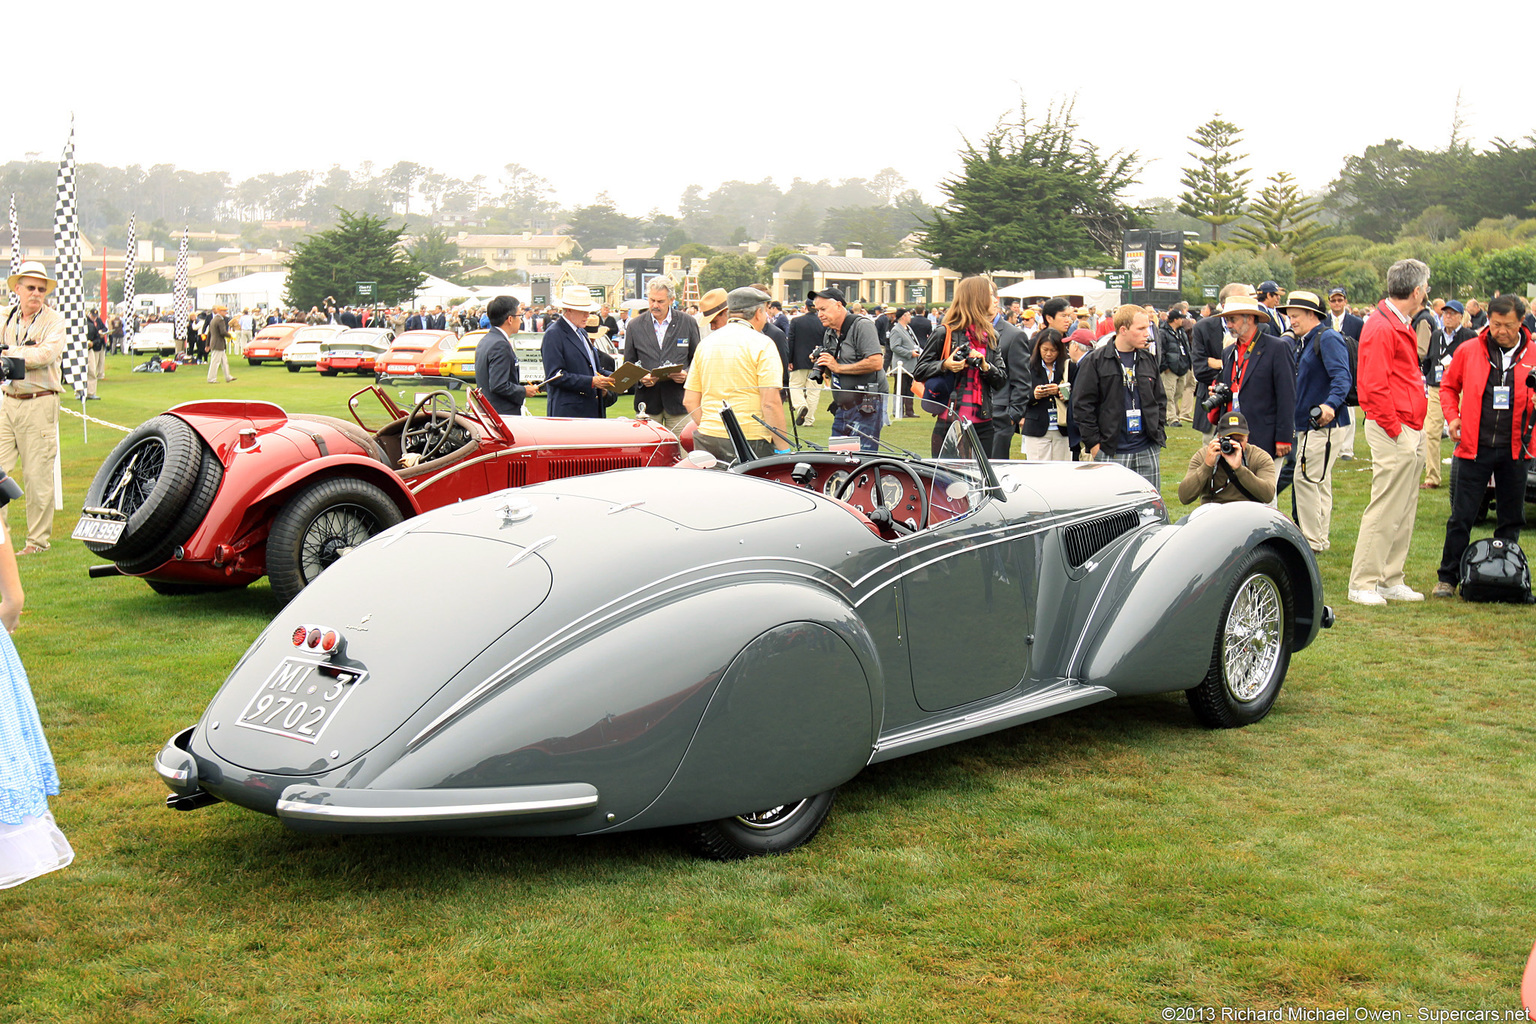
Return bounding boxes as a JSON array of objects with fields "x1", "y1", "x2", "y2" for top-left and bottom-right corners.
[
  {"x1": 497, "y1": 163, "x2": 557, "y2": 229},
  {"x1": 408, "y1": 226, "x2": 461, "y2": 279},
  {"x1": 1400, "y1": 205, "x2": 1463, "y2": 242},
  {"x1": 670, "y1": 243, "x2": 717, "y2": 266},
  {"x1": 286, "y1": 209, "x2": 423, "y2": 309},
  {"x1": 1478, "y1": 244, "x2": 1536, "y2": 295},
  {"x1": 1178, "y1": 114, "x2": 1251, "y2": 253},
  {"x1": 567, "y1": 194, "x2": 643, "y2": 251},
  {"x1": 1193, "y1": 245, "x2": 1295, "y2": 297},
  {"x1": 107, "y1": 268, "x2": 173, "y2": 303},
  {"x1": 1233, "y1": 172, "x2": 1345, "y2": 284},
  {"x1": 919, "y1": 100, "x2": 1141, "y2": 276},
  {"x1": 699, "y1": 252, "x2": 761, "y2": 292},
  {"x1": 1428, "y1": 249, "x2": 1480, "y2": 299}
]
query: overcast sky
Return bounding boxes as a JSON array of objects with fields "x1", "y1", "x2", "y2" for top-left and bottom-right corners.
[{"x1": 8, "y1": 0, "x2": 1528, "y2": 218}]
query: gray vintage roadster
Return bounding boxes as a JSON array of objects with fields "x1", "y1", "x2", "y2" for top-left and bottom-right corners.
[{"x1": 156, "y1": 408, "x2": 1332, "y2": 859}]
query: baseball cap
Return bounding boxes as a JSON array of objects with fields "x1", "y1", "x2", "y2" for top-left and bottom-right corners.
[
  {"x1": 1217, "y1": 411, "x2": 1250, "y2": 438},
  {"x1": 808, "y1": 286, "x2": 846, "y2": 304},
  {"x1": 1444, "y1": 300, "x2": 1465, "y2": 313}
]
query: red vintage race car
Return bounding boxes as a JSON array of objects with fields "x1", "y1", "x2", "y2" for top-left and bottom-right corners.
[{"x1": 75, "y1": 377, "x2": 684, "y2": 603}]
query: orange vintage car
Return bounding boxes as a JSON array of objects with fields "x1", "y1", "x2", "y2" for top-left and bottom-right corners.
[
  {"x1": 376, "y1": 330, "x2": 458, "y2": 377},
  {"x1": 244, "y1": 324, "x2": 302, "y2": 365}
]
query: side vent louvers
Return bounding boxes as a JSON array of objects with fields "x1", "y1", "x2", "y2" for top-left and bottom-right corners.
[
  {"x1": 548, "y1": 455, "x2": 644, "y2": 480},
  {"x1": 1062, "y1": 509, "x2": 1142, "y2": 568}
]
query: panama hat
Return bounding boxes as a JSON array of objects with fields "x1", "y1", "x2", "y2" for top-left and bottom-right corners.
[
  {"x1": 1217, "y1": 294, "x2": 1266, "y2": 319},
  {"x1": 6, "y1": 260, "x2": 56, "y2": 295},
  {"x1": 698, "y1": 288, "x2": 729, "y2": 321},
  {"x1": 556, "y1": 284, "x2": 598, "y2": 313},
  {"x1": 1278, "y1": 291, "x2": 1327, "y2": 319}
]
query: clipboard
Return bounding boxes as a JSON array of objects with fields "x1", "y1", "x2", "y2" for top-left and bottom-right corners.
[{"x1": 609, "y1": 361, "x2": 685, "y2": 391}]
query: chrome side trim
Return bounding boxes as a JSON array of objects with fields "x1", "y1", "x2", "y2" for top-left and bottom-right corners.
[
  {"x1": 873, "y1": 681, "x2": 1115, "y2": 757},
  {"x1": 275, "y1": 782, "x2": 599, "y2": 824},
  {"x1": 506, "y1": 535, "x2": 556, "y2": 568}
]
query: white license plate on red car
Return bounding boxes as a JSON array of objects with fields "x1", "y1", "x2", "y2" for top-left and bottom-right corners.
[
  {"x1": 388, "y1": 364, "x2": 412, "y2": 374},
  {"x1": 234, "y1": 657, "x2": 365, "y2": 744},
  {"x1": 72, "y1": 516, "x2": 125, "y2": 543}
]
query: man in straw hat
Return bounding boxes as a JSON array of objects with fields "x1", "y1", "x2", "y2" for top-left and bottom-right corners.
[
  {"x1": 0, "y1": 262, "x2": 66, "y2": 553},
  {"x1": 1280, "y1": 290, "x2": 1352, "y2": 552},
  {"x1": 541, "y1": 283, "x2": 617, "y2": 418},
  {"x1": 697, "y1": 288, "x2": 729, "y2": 340},
  {"x1": 1213, "y1": 292, "x2": 1295, "y2": 466},
  {"x1": 683, "y1": 287, "x2": 787, "y2": 463}
]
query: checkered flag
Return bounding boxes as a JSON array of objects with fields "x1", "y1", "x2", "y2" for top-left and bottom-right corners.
[
  {"x1": 173, "y1": 227, "x2": 189, "y2": 342},
  {"x1": 122, "y1": 214, "x2": 137, "y2": 348},
  {"x1": 7, "y1": 193, "x2": 18, "y2": 306},
  {"x1": 53, "y1": 119, "x2": 90, "y2": 400}
]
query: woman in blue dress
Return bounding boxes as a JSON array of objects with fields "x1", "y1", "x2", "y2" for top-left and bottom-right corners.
[{"x1": 0, "y1": 470, "x2": 72, "y2": 888}]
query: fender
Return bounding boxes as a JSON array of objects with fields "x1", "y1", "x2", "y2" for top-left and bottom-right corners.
[
  {"x1": 1075, "y1": 503, "x2": 1322, "y2": 696},
  {"x1": 361, "y1": 582, "x2": 882, "y2": 837},
  {"x1": 251, "y1": 455, "x2": 421, "y2": 520}
]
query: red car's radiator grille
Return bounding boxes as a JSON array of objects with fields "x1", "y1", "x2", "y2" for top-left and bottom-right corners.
[{"x1": 548, "y1": 455, "x2": 643, "y2": 479}]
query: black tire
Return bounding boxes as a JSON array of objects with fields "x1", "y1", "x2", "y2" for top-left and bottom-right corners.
[
  {"x1": 683, "y1": 789, "x2": 836, "y2": 860},
  {"x1": 320, "y1": 370, "x2": 337, "y2": 377},
  {"x1": 1187, "y1": 548, "x2": 1293, "y2": 729},
  {"x1": 145, "y1": 579, "x2": 248, "y2": 596},
  {"x1": 113, "y1": 445, "x2": 224, "y2": 575},
  {"x1": 81, "y1": 415, "x2": 203, "y2": 561},
  {"x1": 286, "y1": 363, "x2": 300, "y2": 373},
  {"x1": 246, "y1": 358, "x2": 263, "y2": 366},
  {"x1": 266, "y1": 478, "x2": 404, "y2": 606}
]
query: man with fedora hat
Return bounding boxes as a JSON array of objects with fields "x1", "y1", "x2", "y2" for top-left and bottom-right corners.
[
  {"x1": 1214, "y1": 293, "x2": 1295, "y2": 465},
  {"x1": 684, "y1": 287, "x2": 787, "y2": 463},
  {"x1": 541, "y1": 283, "x2": 617, "y2": 418},
  {"x1": 1282, "y1": 290, "x2": 1352, "y2": 552},
  {"x1": 0, "y1": 262, "x2": 67, "y2": 554},
  {"x1": 1177, "y1": 410, "x2": 1278, "y2": 506},
  {"x1": 697, "y1": 289, "x2": 729, "y2": 339}
]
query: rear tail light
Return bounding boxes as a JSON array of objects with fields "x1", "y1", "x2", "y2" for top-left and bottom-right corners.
[{"x1": 291, "y1": 624, "x2": 345, "y2": 658}]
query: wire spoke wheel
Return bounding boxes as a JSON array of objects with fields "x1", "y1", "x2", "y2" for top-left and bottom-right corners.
[
  {"x1": 102, "y1": 438, "x2": 167, "y2": 515},
  {"x1": 1221, "y1": 574, "x2": 1282, "y2": 702},
  {"x1": 298, "y1": 504, "x2": 380, "y2": 580}
]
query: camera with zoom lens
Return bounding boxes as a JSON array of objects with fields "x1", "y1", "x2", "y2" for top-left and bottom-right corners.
[
  {"x1": 1308, "y1": 404, "x2": 1325, "y2": 429},
  {"x1": 1218, "y1": 435, "x2": 1240, "y2": 455},
  {"x1": 0, "y1": 348, "x2": 27, "y2": 382},
  {"x1": 806, "y1": 344, "x2": 829, "y2": 384},
  {"x1": 1201, "y1": 382, "x2": 1232, "y2": 411}
]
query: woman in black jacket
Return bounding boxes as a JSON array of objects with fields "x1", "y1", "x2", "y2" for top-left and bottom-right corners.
[
  {"x1": 1018, "y1": 329, "x2": 1073, "y2": 461},
  {"x1": 912, "y1": 276, "x2": 1007, "y2": 456}
]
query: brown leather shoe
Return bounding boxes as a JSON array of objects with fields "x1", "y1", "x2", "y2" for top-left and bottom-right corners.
[
  {"x1": 1420, "y1": 482, "x2": 1439, "y2": 489},
  {"x1": 1431, "y1": 581, "x2": 1455, "y2": 598}
]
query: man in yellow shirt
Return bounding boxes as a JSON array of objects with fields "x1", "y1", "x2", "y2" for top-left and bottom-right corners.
[{"x1": 684, "y1": 287, "x2": 787, "y2": 463}]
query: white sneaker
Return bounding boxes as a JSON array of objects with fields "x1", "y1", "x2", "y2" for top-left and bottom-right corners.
[
  {"x1": 1348, "y1": 589, "x2": 1387, "y2": 606},
  {"x1": 1377, "y1": 584, "x2": 1424, "y2": 602}
]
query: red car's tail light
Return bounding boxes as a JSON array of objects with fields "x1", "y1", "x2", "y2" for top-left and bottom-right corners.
[{"x1": 291, "y1": 624, "x2": 345, "y2": 658}]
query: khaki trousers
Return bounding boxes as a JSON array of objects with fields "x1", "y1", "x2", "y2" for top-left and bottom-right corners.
[
  {"x1": 1292, "y1": 427, "x2": 1343, "y2": 552},
  {"x1": 787, "y1": 368, "x2": 822, "y2": 426},
  {"x1": 1022, "y1": 432, "x2": 1070, "y2": 461},
  {"x1": 87, "y1": 349, "x2": 106, "y2": 395},
  {"x1": 1161, "y1": 370, "x2": 1194, "y2": 422},
  {"x1": 1419, "y1": 391, "x2": 1445, "y2": 486},
  {"x1": 1348, "y1": 420, "x2": 1424, "y2": 592},
  {"x1": 207, "y1": 349, "x2": 234, "y2": 382},
  {"x1": 232, "y1": 329, "x2": 251, "y2": 357},
  {"x1": 0, "y1": 393, "x2": 59, "y2": 549},
  {"x1": 1337, "y1": 410, "x2": 1359, "y2": 457}
]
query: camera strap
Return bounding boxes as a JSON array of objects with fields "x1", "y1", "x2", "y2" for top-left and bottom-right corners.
[
  {"x1": 1296, "y1": 428, "x2": 1332, "y2": 485},
  {"x1": 1220, "y1": 452, "x2": 1263, "y2": 503}
]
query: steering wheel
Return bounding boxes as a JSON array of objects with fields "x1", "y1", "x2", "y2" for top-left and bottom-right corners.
[
  {"x1": 401, "y1": 390, "x2": 459, "y2": 462},
  {"x1": 833, "y1": 459, "x2": 929, "y2": 536}
]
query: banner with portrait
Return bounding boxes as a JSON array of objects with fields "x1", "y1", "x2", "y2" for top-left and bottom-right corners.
[
  {"x1": 1154, "y1": 251, "x2": 1181, "y2": 291},
  {"x1": 1125, "y1": 250, "x2": 1146, "y2": 290}
]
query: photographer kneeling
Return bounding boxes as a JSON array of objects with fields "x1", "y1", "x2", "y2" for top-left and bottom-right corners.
[{"x1": 1178, "y1": 411, "x2": 1279, "y2": 506}]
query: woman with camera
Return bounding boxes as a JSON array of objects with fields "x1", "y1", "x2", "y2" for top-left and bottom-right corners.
[
  {"x1": 913, "y1": 277, "x2": 1007, "y2": 456},
  {"x1": 1017, "y1": 329, "x2": 1073, "y2": 460}
]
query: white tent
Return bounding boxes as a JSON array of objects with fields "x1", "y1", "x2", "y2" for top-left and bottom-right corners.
[
  {"x1": 997, "y1": 276, "x2": 1116, "y2": 312},
  {"x1": 197, "y1": 271, "x2": 289, "y2": 311},
  {"x1": 413, "y1": 273, "x2": 476, "y2": 307}
]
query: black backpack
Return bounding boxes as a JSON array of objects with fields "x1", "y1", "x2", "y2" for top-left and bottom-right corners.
[{"x1": 1458, "y1": 537, "x2": 1536, "y2": 603}]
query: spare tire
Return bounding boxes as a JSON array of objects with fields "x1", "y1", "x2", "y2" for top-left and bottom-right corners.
[
  {"x1": 81, "y1": 415, "x2": 204, "y2": 561},
  {"x1": 114, "y1": 442, "x2": 224, "y2": 575}
]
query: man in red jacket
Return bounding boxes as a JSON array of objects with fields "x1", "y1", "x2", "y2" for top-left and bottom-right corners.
[
  {"x1": 1348, "y1": 259, "x2": 1432, "y2": 606},
  {"x1": 1431, "y1": 294, "x2": 1536, "y2": 596}
]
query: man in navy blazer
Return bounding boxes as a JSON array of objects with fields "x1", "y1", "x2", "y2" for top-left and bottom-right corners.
[
  {"x1": 1216, "y1": 294, "x2": 1295, "y2": 461},
  {"x1": 475, "y1": 294, "x2": 538, "y2": 417},
  {"x1": 541, "y1": 285, "x2": 616, "y2": 418},
  {"x1": 404, "y1": 308, "x2": 429, "y2": 333},
  {"x1": 1326, "y1": 287, "x2": 1366, "y2": 457}
]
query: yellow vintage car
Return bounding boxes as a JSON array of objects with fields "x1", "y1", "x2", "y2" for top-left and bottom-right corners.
[{"x1": 438, "y1": 330, "x2": 547, "y2": 381}]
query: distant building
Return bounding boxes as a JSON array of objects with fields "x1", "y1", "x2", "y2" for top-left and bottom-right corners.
[
  {"x1": 186, "y1": 250, "x2": 290, "y2": 289},
  {"x1": 771, "y1": 249, "x2": 963, "y2": 307},
  {"x1": 453, "y1": 232, "x2": 576, "y2": 274}
]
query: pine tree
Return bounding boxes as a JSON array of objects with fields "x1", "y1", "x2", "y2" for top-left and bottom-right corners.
[
  {"x1": 1178, "y1": 115, "x2": 1251, "y2": 255},
  {"x1": 285, "y1": 209, "x2": 423, "y2": 309},
  {"x1": 1233, "y1": 173, "x2": 1344, "y2": 283}
]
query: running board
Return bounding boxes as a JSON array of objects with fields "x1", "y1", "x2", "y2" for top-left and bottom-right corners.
[{"x1": 869, "y1": 681, "x2": 1116, "y2": 763}]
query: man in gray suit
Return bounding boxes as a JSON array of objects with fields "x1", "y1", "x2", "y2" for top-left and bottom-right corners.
[{"x1": 622, "y1": 277, "x2": 700, "y2": 432}]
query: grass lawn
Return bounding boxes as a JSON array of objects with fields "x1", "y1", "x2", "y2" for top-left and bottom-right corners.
[{"x1": 2, "y1": 355, "x2": 1533, "y2": 1023}]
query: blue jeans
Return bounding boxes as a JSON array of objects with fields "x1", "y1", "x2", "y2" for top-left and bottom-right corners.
[{"x1": 832, "y1": 393, "x2": 883, "y2": 452}]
